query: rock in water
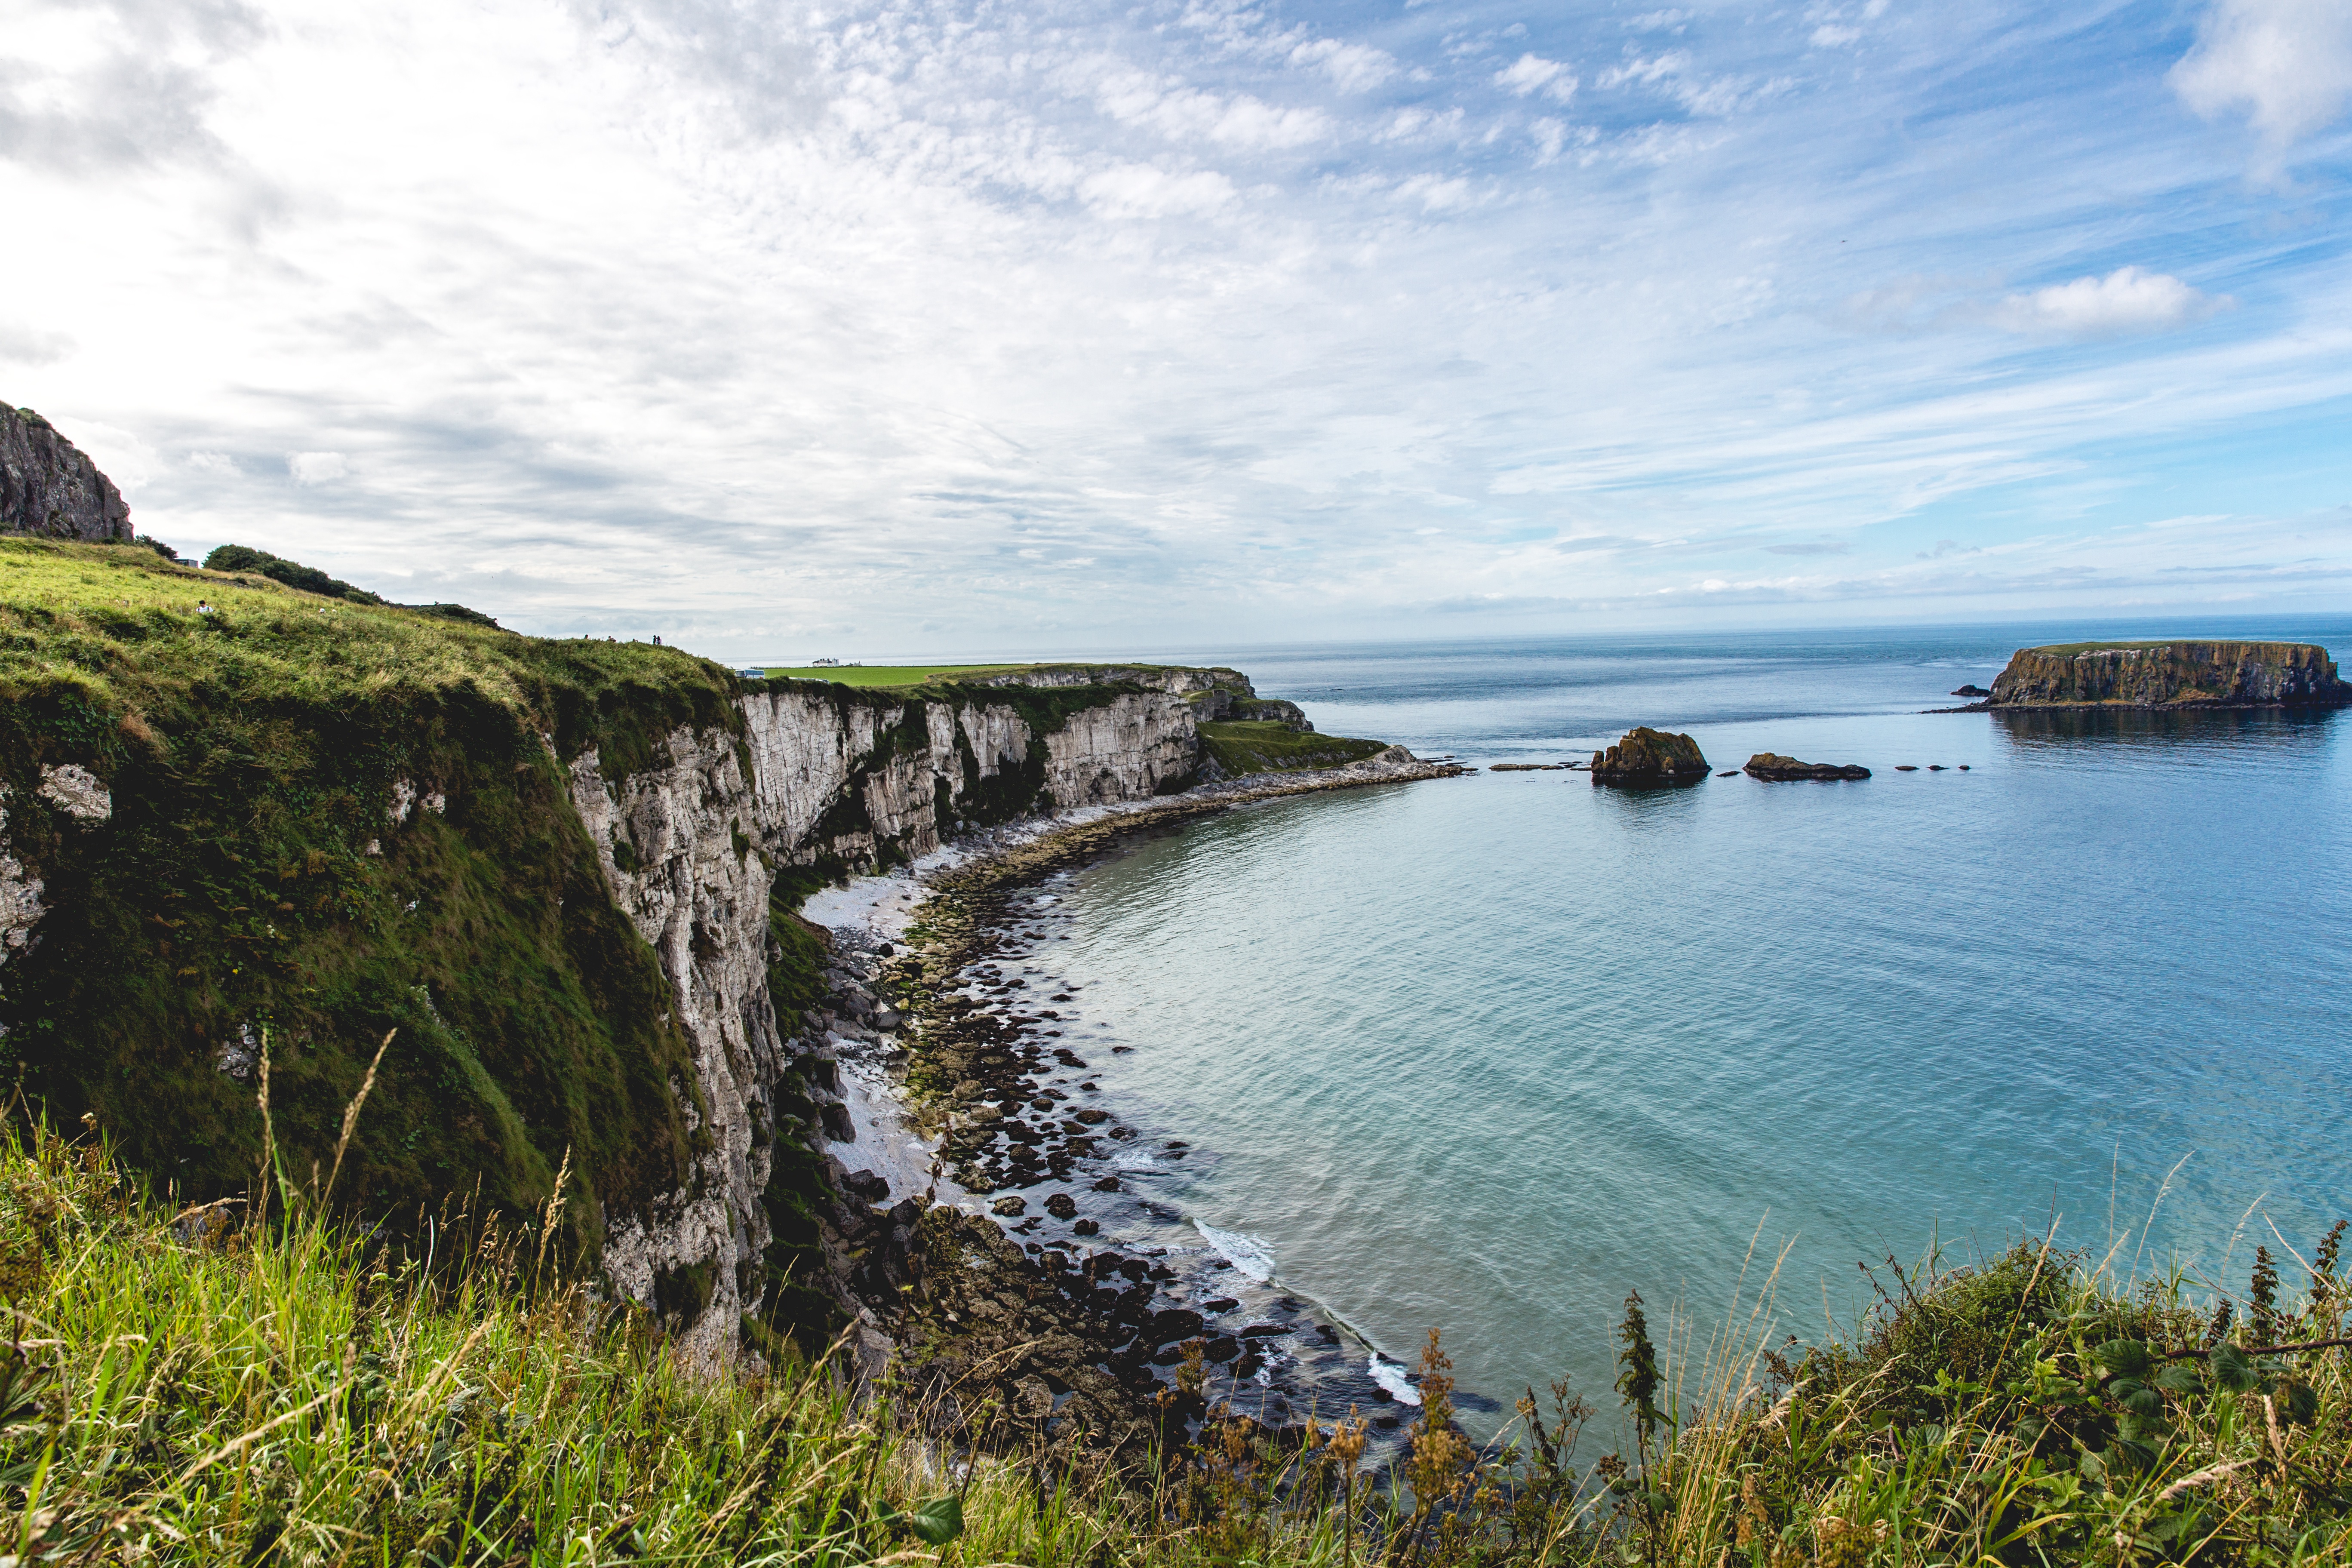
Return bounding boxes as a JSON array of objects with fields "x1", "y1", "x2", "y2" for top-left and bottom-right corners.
[
  {"x1": 1744, "y1": 753, "x2": 1870, "y2": 781},
  {"x1": 1950, "y1": 684, "x2": 1991, "y2": 698},
  {"x1": 0, "y1": 405, "x2": 132, "y2": 541},
  {"x1": 1986, "y1": 642, "x2": 2352, "y2": 708},
  {"x1": 1590, "y1": 727, "x2": 1708, "y2": 785}
]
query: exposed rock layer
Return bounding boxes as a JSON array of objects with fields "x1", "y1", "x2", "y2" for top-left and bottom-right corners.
[
  {"x1": 1591, "y1": 726, "x2": 1709, "y2": 784},
  {"x1": 0, "y1": 406, "x2": 131, "y2": 541},
  {"x1": 1986, "y1": 642, "x2": 2350, "y2": 708}
]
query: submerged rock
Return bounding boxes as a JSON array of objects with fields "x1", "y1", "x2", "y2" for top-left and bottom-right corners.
[
  {"x1": 1744, "y1": 753, "x2": 1870, "y2": 781},
  {"x1": 1590, "y1": 727, "x2": 1709, "y2": 785}
]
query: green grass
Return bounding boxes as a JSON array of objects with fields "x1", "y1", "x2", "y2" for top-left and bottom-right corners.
[
  {"x1": 2023, "y1": 640, "x2": 2306, "y2": 657},
  {"x1": 751, "y1": 662, "x2": 1202, "y2": 691},
  {"x1": 12, "y1": 1116, "x2": 2349, "y2": 1566},
  {"x1": 1198, "y1": 720, "x2": 1387, "y2": 776},
  {"x1": 756, "y1": 664, "x2": 1036, "y2": 688},
  {"x1": 0, "y1": 538, "x2": 749, "y2": 1254}
]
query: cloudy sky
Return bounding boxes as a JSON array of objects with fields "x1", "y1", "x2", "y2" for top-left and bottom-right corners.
[{"x1": 3, "y1": 0, "x2": 2348, "y2": 655}]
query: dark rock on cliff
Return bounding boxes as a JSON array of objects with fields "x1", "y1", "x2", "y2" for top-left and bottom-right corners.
[
  {"x1": 1, "y1": 406, "x2": 130, "y2": 541},
  {"x1": 1744, "y1": 753, "x2": 1870, "y2": 781},
  {"x1": 1590, "y1": 726, "x2": 1709, "y2": 785},
  {"x1": 1987, "y1": 641, "x2": 2351, "y2": 708}
]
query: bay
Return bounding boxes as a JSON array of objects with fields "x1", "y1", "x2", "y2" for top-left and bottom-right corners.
[{"x1": 1033, "y1": 620, "x2": 2352, "y2": 1423}]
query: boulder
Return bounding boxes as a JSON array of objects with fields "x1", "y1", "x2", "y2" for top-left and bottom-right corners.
[
  {"x1": 1044, "y1": 1191, "x2": 1078, "y2": 1219},
  {"x1": 1744, "y1": 753, "x2": 1869, "y2": 781},
  {"x1": 1590, "y1": 727, "x2": 1709, "y2": 785},
  {"x1": 1950, "y1": 684, "x2": 1991, "y2": 698}
]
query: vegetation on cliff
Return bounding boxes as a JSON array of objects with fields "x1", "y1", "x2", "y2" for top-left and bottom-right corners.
[
  {"x1": 1198, "y1": 720, "x2": 1388, "y2": 775},
  {"x1": 9, "y1": 1114, "x2": 2348, "y2": 1565},
  {"x1": 0, "y1": 538, "x2": 744, "y2": 1251}
]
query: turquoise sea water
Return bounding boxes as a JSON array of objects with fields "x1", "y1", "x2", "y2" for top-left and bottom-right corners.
[{"x1": 1012, "y1": 621, "x2": 2352, "y2": 1428}]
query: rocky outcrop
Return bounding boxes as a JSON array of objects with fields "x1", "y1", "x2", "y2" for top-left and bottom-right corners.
[
  {"x1": 559, "y1": 672, "x2": 1220, "y2": 1366},
  {"x1": 1986, "y1": 643, "x2": 2350, "y2": 709},
  {"x1": 1, "y1": 406, "x2": 131, "y2": 541},
  {"x1": 1744, "y1": 753, "x2": 1869, "y2": 781},
  {"x1": 1591, "y1": 727, "x2": 1709, "y2": 785}
]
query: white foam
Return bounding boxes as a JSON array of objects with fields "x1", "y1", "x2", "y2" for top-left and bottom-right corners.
[
  {"x1": 1111, "y1": 1148, "x2": 1161, "y2": 1171},
  {"x1": 1193, "y1": 1219, "x2": 1276, "y2": 1282},
  {"x1": 1368, "y1": 1355, "x2": 1423, "y2": 1407}
]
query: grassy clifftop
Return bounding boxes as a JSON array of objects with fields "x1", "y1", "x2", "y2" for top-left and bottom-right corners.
[{"x1": 0, "y1": 539, "x2": 748, "y2": 1254}]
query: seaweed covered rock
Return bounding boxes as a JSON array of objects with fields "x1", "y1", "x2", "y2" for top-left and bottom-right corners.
[
  {"x1": 1, "y1": 405, "x2": 130, "y2": 541},
  {"x1": 1987, "y1": 641, "x2": 2350, "y2": 708},
  {"x1": 1590, "y1": 727, "x2": 1708, "y2": 785},
  {"x1": 1744, "y1": 753, "x2": 1870, "y2": 781}
]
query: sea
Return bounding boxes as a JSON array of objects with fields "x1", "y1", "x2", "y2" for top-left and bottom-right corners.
[{"x1": 945, "y1": 618, "x2": 2352, "y2": 1433}]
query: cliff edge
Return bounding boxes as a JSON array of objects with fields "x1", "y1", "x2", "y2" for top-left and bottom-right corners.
[
  {"x1": 1986, "y1": 641, "x2": 2350, "y2": 709},
  {"x1": 1, "y1": 405, "x2": 131, "y2": 541}
]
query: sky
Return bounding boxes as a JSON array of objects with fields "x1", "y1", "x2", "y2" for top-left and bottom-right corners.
[{"x1": 1, "y1": 0, "x2": 2348, "y2": 658}]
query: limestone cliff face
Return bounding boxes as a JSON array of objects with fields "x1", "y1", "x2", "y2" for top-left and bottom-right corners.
[
  {"x1": 564, "y1": 676, "x2": 1208, "y2": 1366},
  {"x1": 1989, "y1": 642, "x2": 2350, "y2": 708},
  {"x1": 1, "y1": 406, "x2": 131, "y2": 541}
]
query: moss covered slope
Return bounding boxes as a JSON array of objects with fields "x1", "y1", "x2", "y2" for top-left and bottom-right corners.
[{"x1": 0, "y1": 538, "x2": 747, "y2": 1250}]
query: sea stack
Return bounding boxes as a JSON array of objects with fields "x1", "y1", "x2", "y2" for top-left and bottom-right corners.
[
  {"x1": 1591, "y1": 726, "x2": 1709, "y2": 785},
  {"x1": 1984, "y1": 642, "x2": 2350, "y2": 708}
]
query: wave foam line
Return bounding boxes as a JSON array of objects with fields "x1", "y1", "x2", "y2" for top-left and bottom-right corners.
[{"x1": 1193, "y1": 1219, "x2": 1276, "y2": 1282}]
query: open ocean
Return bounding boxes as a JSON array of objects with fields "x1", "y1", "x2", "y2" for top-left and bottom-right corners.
[{"x1": 994, "y1": 619, "x2": 2352, "y2": 1428}]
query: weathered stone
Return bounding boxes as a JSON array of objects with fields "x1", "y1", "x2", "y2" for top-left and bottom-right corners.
[
  {"x1": 1744, "y1": 753, "x2": 1870, "y2": 781},
  {"x1": 992, "y1": 1196, "x2": 1028, "y2": 1216},
  {"x1": 0, "y1": 406, "x2": 131, "y2": 541},
  {"x1": 1590, "y1": 727, "x2": 1708, "y2": 785},
  {"x1": 1043, "y1": 1191, "x2": 1077, "y2": 1219},
  {"x1": 1986, "y1": 641, "x2": 2351, "y2": 708}
]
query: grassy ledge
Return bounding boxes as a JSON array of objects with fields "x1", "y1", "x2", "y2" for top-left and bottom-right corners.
[{"x1": 1197, "y1": 721, "x2": 1388, "y2": 775}]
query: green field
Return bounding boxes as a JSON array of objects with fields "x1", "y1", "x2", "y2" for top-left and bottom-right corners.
[
  {"x1": 753, "y1": 662, "x2": 1036, "y2": 687},
  {"x1": 2026, "y1": 639, "x2": 2246, "y2": 656},
  {"x1": 1197, "y1": 719, "x2": 1388, "y2": 774}
]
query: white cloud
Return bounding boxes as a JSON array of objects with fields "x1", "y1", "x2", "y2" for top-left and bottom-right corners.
[
  {"x1": 1, "y1": 0, "x2": 2345, "y2": 647},
  {"x1": 1494, "y1": 54, "x2": 1578, "y2": 104},
  {"x1": 1598, "y1": 51, "x2": 1689, "y2": 90},
  {"x1": 1989, "y1": 267, "x2": 2233, "y2": 338},
  {"x1": 0, "y1": 320, "x2": 74, "y2": 367},
  {"x1": 1076, "y1": 163, "x2": 1236, "y2": 218},
  {"x1": 2172, "y1": 0, "x2": 2352, "y2": 164},
  {"x1": 1288, "y1": 38, "x2": 1396, "y2": 93},
  {"x1": 287, "y1": 450, "x2": 351, "y2": 485}
]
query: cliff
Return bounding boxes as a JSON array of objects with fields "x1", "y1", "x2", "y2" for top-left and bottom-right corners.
[
  {"x1": 1, "y1": 404, "x2": 132, "y2": 541},
  {"x1": 0, "y1": 538, "x2": 1384, "y2": 1368},
  {"x1": 1986, "y1": 641, "x2": 2351, "y2": 708}
]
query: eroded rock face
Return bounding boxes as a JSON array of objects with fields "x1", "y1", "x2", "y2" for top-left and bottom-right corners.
[
  {"x1": 1, "y1": 406, "x2": 131, "y2": 541},
  {"x1": 568, "y1": 679, "x2": 1209, "y2": 1368},
  {"x1": 1988, "y1": 643, "x2": 2351, "y2": 708},
  {"x1": 1591, "y1": 727, "x2": 1709, "y2": 784}
]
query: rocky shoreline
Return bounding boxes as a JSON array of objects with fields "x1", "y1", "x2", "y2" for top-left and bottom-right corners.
[{"x1": 784, "y1": 752, "x2": 1469, "y2": 1474}]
